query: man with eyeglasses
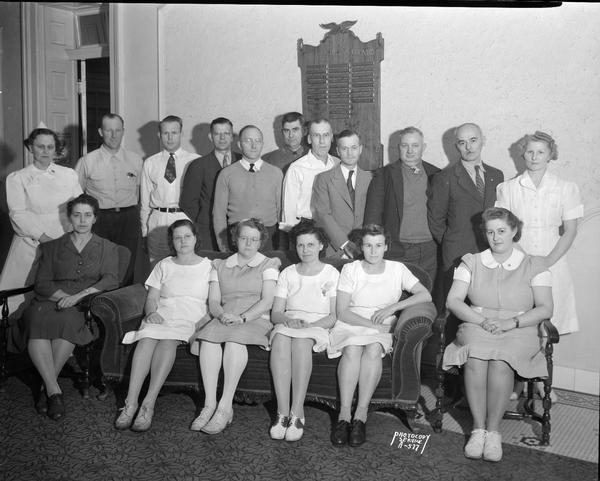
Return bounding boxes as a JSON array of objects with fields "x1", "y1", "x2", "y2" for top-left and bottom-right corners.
[
  {"x1": 311, "y1": 129, "x2": 372, "y2": 258},
  {"x1": 180, "y1": 117, "x2": 242, "y2": 250},
  {"x1": 280, "y1": 118, "x2": 339, "y2": 237},
  {"x1": 212, "y1": 125, "x2": 282, "y2": 252}
]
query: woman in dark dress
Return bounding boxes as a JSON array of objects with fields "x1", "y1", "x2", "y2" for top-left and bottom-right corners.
[{"x1": 21, "y1": 194, "x2": 118, "y2": 420}]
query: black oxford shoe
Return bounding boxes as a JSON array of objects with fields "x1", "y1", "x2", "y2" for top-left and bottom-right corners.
[
  {"x1": 47, "y1": 393, "x2": 65, "y2": 420},
  {"x1": 349, "y1": 420, "x2": 366, "y2": 447},
  {"x1": 331, "y1": 420, "x2": 350, "y2": 446}
]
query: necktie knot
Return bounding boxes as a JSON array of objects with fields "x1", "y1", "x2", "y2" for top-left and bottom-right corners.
[
  {"x1": 164, "y1": 153, "x2": 176, "y2": 183},
  {"x1": 249, "y1": 163, "x2": 256, "y2": 173}
]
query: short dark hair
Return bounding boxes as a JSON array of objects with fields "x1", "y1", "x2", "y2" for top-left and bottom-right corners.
[
  {"x1": 210, "y1": 117, "x2": 233, "y2": 131},
  {"x1": 67, "y1": 193, "x2": 100, "y2": 217},
  {"x1": 230, "y1": 218, "x2": 269, "y2": 249},
  {"x1": 336, "y1": 129, "x2": 360, "y2": 145},
  {"x1": 481, "y1": 207, "x2": 523, "y2": 242},
  {"x1": 100, "y1": 113, "x2": 124, "y2": 128},
  {"x1": 290, "y1": 218, "x2": 329, "y2": 251},
  {"x1": 159, "y1": 115, "x2": 183, "y2": 132},
  {"x1": 281, "y1": 112, "x2": 304, "y2": 127},
  {"x1": 168, "y1": 219, "x2": 198, "y2": 254},
  {"x1": 24, "y1": 128, "x2": 63, "y2": 156},
  {"x1": 358, "y1": 223, "x2": 391, "y2": 247},
  {"x1": 307, "y1": 118, "x2": 331, "y2": 132}
]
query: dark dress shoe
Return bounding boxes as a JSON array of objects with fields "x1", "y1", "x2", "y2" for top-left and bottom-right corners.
[
  {"x1": 47, "y1": 393, "x2": 65, "y2": 420},
  {"x1": 349, "y1": 420, "x2": 366, "y2": 447},
  {"x1": 35, "y1": 389, "x2": 48, "y2": 415},
  {"x1": 331, "y1": 420, "x2": 350, "y2": 446}
]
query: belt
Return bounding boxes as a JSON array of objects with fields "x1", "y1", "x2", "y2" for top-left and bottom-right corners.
[
  {"x1": 100, "y1": 205, "x2": 136, "y2": 213},
  {"x1": 153, "y1": 207, "x2": 182, "y2": 213}
]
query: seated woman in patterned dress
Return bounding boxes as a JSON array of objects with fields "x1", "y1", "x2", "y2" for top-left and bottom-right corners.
[
  {"x1": 189, "y1": 218, "x2": 281, "y2": 435},
  {"x1": 20, "y1": 194, "x2": 118, "y2": 420},
  {"x1": 443, "y1": 207, "x2": 553, "y2": 462},
  {"x1": 328, "y1": 224, "x2": 431, "y2": 447},
  {"x1": 268, "y1": 220, "x2": 339, "y2": 442},
  {"x1": 114, "y1": 219, "x2": 212, "y2": 432}
]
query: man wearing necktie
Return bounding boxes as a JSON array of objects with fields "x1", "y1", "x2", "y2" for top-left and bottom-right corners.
[
  {"x1": 364, "y1": 127, "x2": 440, "y2": 286},
  {"x1": 180, "y1": 117, "x2": 242, "y2": 251},
  {"x1": 140, "y1": 115, "x2": 199, "y2": 267},
  {"x1": 427, "y1": 122, "x2": 504, "y2": 302},
  {"x1": 212, "y1": 125, "x2": 283, "y2": 252},
  {"x1": 311, "y1": 129, "x2": 372, "y2": 258},
  {"x1": 75, "y1": 113, "x2": 143, "y2": 284}
]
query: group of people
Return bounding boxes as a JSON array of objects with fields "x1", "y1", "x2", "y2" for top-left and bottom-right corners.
[{"x1": 0, "y1": 112, "x2": 582, "y2": 462}]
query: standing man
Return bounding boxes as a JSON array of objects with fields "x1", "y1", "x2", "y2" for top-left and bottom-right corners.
[
  {"x1": 311, "y1": 129, "x2": 372, "y2": 258},
  {"x1": 180, "y1": 117, "x2": 242, "y2": 251},
  {"x1": 263, "y1": 112, "x2": 308, "y2": 174},
  {"x1": 75, "y1": 113, "x2": 143, "y2": 284},
  {"x1": 280, "y1": 118, "x2": 338, "y2": 235},
  {"x1": 212, "y1": 125, "x2": 282, "y2": 251},
  {"x1": 364, "y1": 126, "x2": 440, "y2": 284},
  {"x1": 427, "y1": 122, "x2": 504, "y2": 295},
  {"x1": 140, "y1": 115, "x2": 198, "y2": 266}
]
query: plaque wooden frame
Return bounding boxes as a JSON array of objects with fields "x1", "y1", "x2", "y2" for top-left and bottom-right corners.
[{"x1": 298, "y1": 23, "x2": 384, "y2": 170}]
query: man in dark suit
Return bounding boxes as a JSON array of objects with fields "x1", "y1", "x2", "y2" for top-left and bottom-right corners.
[
  {"x1": 427, "y1": 122, "x2": 504, "y2": 295},
  {"x1": 364, "y1": 126, "x2": 440, "y2": 284},
  {"x1": 180, "y1": 117, "x2": 241, "y2": 250},
  {"x1": 311, "y1": 129, "x2": 372, "y2": 258},
  {"x1": 263, "y1": 111, "x2": 308, "y2": 175}
]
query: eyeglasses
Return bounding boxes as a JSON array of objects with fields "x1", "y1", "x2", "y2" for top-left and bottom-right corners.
[
  {"x1": 238, "y1": 236, "x2": 261, "y2": 243},
  {"x1": 241, "y1": 139, "x2": 263, "y2": 145}
]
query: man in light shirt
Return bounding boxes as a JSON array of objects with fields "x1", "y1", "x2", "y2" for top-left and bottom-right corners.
[
  {"x1": 311, "y1": 129, "x2": 372, "y2": 258},
  {"x1": 140, "y1": 115, "x2": 199, "y2": 266},
  {"x1": 280, "y1": 118, "x2": 338, "y2": 236},
  {"x1": 75, "y1": 113, "x2": 143, "y2": 283},
  {"x1": 212, "y1": 125, "x2": 283, "y2": 252},
  {"x1": 180, "y1": 117, "x2": 242, "y2": 251}
]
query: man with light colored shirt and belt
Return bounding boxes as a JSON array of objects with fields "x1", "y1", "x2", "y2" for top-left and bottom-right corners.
[
  {"x1": 75, "y1": 113, "x2": 143, "y2": 283},
  {"x1": 364, "y1": 126, "x2": 440, "y2": 284},
  {"x1": 263, "y1": 112, "x2": 308, "y2": 174},
  {"x1": 280, "y1": 118, "x2": 338, "y2": 235},
  {"x1": 311, "y1": 129, "x2": 372, "y2": 258},
  {"x1": 427, "y1": 122, "x2": 503, "y2": 295},
  {"x1": 212, "y1": 125, "x2": 283, "y2": 252},
  {"x1": 180, "y1": 117, "x2": 242, "y2": 251},
  {"x1": 140, "y1": 115, "x2": 198, "y2": 266}
]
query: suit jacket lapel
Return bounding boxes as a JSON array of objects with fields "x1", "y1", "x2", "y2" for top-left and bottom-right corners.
[
  {"x1": 354, "y1": 167, "x2": 369, "y2": 215},
  {"x1": 332, "y1": 165, "x2": 353, "y2": 209},
  {"x1": 455, "y1": 162, "x2": 482, "y2": 204},
  {"x1": 390, "y1": 162, "x2": 405, "y2": 219},
  {"x1": 482, "y1": 162, "x2": 499, "y2": 206}
]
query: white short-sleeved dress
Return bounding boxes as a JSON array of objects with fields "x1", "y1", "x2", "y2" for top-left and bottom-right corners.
[
  {"x1": 269, "y1": 263, "x2": 339, "y2": 352},
  {"x1": 122, "y1": 256, "x2": 211, "y2": 344},
  {"x1": 496, "y1": 171, "x2": 583, "y2": 334},
  {"x1": 328, "y1": 260, "x2": 419, "y2": 358}
]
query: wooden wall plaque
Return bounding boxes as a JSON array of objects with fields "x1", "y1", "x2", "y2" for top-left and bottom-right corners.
[{"x1": 298, "y1": 22, "x2": 384, "y2": 170}]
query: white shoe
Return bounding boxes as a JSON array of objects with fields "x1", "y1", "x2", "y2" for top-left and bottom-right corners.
[
  {"x1": 191, "y1": 406, "x2": 215, "y2": 431},
  {"x1": 464, "y1": 428, "x2": 487, "y2": 459},
  {"x1": 269, "y1": 413, "x2": 290, "y2": 440},
  {"x1": 114, "y1": 400, "x2": 138, "y2": 430},
  {"x1": 483, "y1": 430, "x2": 503, "y2": 462},
  {"x1": 285, "y1": 414, "x2": 305, "y2": 442}
]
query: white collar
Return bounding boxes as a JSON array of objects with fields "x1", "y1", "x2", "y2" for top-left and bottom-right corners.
[
  {"x1": 225, "y1": 252, "x2": 266, "y2": 268},
  {"x1": 480, "y1": 248, "x2": 524, "y2": 271},
  {"x1": 240, "y1": 158, "x2": 263, "y2": 171},
  {"x1": 519, "y1": 170, "x2": 557, "y2": 191}
]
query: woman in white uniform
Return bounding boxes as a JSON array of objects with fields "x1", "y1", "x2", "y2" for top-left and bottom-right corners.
[{"x1": 0, "y1": 127, "x2": 82, "y2": 316}]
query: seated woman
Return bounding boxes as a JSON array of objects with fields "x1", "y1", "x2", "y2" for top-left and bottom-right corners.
[
  {"x1": 268, "y1": 220, "x2": 339, "y2": 441},
  {"x1": 114, "y1": 219, "x2": 212, "y2": 432},
  {"x1": 328, "y1": 224, "x2": 431, "y2": 447},
  {"x1": 20, "y1": 194, "x2": 118, "y2": 420},
  {"x1": 443, "y1": 207, "x2": 553, "y2": 462},
  {"x1": 189, "y1": 218, "x2": 280, "y2": 434}
]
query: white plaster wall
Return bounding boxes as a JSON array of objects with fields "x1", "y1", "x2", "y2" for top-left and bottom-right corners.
[{"x1": 116, "y1": 3, "x2": 600, "y2": 389}]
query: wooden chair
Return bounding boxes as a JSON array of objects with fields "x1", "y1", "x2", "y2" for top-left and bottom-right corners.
[{"x1": 433, "y1": 310, "x2": 559, "y2": 445}]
